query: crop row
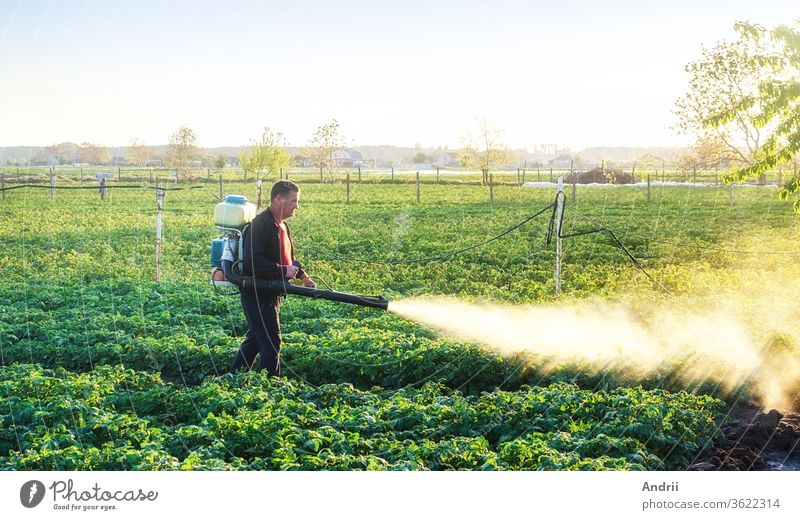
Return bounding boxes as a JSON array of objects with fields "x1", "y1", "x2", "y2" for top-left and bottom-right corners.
[
  {"x1": 0, "y1": 364, "x2": 722, "y2": 470},
  {"x1": 0, "y1": 280, "x2": 746, "y2": 401}
]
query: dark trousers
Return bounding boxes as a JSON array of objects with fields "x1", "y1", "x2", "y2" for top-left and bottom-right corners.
[{"x1": 231, "y1": 289, "x2": 282, "y2": 375}]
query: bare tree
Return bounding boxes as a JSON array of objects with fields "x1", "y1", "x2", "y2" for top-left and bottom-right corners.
[
  {"x1": 127, "y1": 138, "x2": 151, "y2": 167},
  {"x1": 166, "y1": 126, "x2": 197, "y2": 180},
  {"x1": 305, "y1": 119, "x2": 344, "y2": 182},
  {"x1": 78, "y1": 142, "x2": 110, "y2": 165},
  {"x1": 460, "y1": 116, "x2": 514, "y2": 185}
]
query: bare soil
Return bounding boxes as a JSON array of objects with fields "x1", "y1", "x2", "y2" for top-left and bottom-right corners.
[{"x1": 688, "y1": 408, "x2": 800, "y2": 471}]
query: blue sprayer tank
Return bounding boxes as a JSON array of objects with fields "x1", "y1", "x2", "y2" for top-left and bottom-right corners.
[{"x1": 210, "y1": 238, "x2": 226, "y2": 267}]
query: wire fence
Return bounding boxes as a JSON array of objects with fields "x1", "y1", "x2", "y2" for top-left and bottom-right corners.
[{"x1": 0, "y1": 163, "x2": 795, "y2": 187}]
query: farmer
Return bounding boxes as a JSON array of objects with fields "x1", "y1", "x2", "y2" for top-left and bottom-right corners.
[{"x1": 230, "y1": 180, "x2": 315, "y2": 375}]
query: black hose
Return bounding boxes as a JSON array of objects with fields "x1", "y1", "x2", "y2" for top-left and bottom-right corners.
[{"x1": 221, "y1": 260, "x2": 388, "y2": 310}]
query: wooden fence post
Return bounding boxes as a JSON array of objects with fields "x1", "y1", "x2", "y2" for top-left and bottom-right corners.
[
  {"x1": 219, "y1": 174, "x2": 223, "y2": 199},
  {"x1": 346, "y1": 172, "x2": 350, "y2": 205},
  {"x1": 357, "y1": 166, "x2": 361, "y2": 183},
  {"x1": 647, "y1": 174, "x2": 651, "y2": 204},
  {"x1": 1, "y1": 174, "x2": 5, "y2": 201},
  {"x1": 489, "y1": 173, "x2": 494, "y2": 210},
  {"x1": 155, "y1": 184, "x2": 164, "y2": 282},
  {"x1": 50, "y1": 176, "x2": 55, "y2": 201},
  {"x1": 416, "y1": 171, "x2": 420, "y2": 203},
  {"x1": 100, "y1": 177, "x2": 107, "y2": 200}
]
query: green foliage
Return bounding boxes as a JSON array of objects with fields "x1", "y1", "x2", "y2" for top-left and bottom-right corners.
[
  {"x1": 1, "y1": 180, "x2": 795, "y2": 470},
  {"x1": 238, "y1": 127, "x2": 291, "y2": 180},
  {"x1": 0, "y1": 365, "x2": 722, "y2": 470},
  {"x1": 689, "y1": 21, "x2": 800, "y2": 211}
]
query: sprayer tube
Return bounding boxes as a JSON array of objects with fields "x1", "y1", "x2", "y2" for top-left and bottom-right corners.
[{"x1": 222, "y1": 260, "x2": 388, "y2": 310}]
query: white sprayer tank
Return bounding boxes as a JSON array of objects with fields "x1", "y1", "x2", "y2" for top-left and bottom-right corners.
[{"x1": 214, "y1": 195, "x2": 256, "y2": 230}]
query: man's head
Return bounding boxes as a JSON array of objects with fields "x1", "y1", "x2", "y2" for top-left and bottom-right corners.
[{"x1": 269, "y1": 180, "x2": 300, "y2": 220}]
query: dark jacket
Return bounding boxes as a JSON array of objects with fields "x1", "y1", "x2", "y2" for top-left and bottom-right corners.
[{"x1": 241, "y1": 208, "x2": 306, "y2": 280}]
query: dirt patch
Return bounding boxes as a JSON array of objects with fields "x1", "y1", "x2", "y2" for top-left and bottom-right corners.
[{"x1": 688, "y1": 408, "x2": 800, "y2": 470}]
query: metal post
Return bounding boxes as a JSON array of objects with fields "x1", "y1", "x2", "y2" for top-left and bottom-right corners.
[
  {"x1": 489, "y1": 173, "x2": 494, "y2": 210},
  {"x1": 549, "y1": 166, "x2": 553, "y2": 182},
  {"x1": 358, "y1": 166, "x2": 361, "y2": 183},
  {"x1": 80, "y1": 167, "x2": 83, "y2": 184},
  {"x1": 155, "y1": 184, "x2": 164, "y2": 282},
  {"x1": 118, "y1": 167, "x2": 121, "y2": 182},
  {"x1": 50, "y1": 175, "x2": 55, "y2": 201},
  {"x1": 256, "y1": 179, "x2": 263, "y2": 210},
  {"x1": 647, "y1": 174, "x2": 651, "y2": 203},
  {"x1": 218, "y1": 174, "x2": 223, "y2": 199},
  {"x1": 729, "y1": 183, "x2": 734, "y2": 208},
  {"x1": 416, "y1": 171, "x2": 420, "y2": 203},
  {"x1": 555, "y1": 177, "x2": 564, "y2": 297},
  {"x1": 346, "y1": 172, "x2": 350, "y2": 205},
  {"x1": 391, "y1": 166, "x2": 394, "y2": 181},
  {"x1": 537, "y1": 165, "x2": 541, "y2": 181},
  {"x1": 436, "y1": 167, "x2": 440, "y2": 183}
]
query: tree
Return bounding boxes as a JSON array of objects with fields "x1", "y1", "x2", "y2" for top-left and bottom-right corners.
[
  {"x1": 78, "y1": 143, "x2": 110, "y2": 165},
  {"x1": 166, "y1": 126, "x2": 197, "y2": 181},
  {"x1": 725, "y1": 21, "x2": 800, "y2": 210},
  {"x1": 459, "y1": 116, "x2": 514, "y2": 185},
  {"x1": 239, "y1": 126, "x2": 292, "y2": 180},
  {"x1": 127, "y1": 138, "x2": 150, "y2": 166},
  {"x1": 214, "y1": 155, "x2": 227, "y2": 168},
  {"x1": 305, "y1": 119, "x2": 344, "y2": 182},
  {"x1": 680, "y1": 20, "x2": 800, "y2": 210},
  {"x1": 675, "y1": 39, "x2": 769, "y2": 167},
  {"x1": 412, "y1": 152, "x2": 428, "y2": 164},
  {"x1": 677, "y1": 134, "x2": 740, "y2": 179}
]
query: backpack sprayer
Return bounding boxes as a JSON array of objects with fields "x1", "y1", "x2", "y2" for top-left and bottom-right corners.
[{"x1": 208, "y1": 195, "x2": 389, "y2": 310}]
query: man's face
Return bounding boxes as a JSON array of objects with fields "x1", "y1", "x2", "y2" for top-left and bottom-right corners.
[{"x1": 277, "y1": 190, "x2": 300, "y2": 220}]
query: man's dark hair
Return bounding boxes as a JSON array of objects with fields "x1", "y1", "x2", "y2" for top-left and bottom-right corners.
[{"x1": 270, "y1": 180, "x2": 300, "y2": 200}]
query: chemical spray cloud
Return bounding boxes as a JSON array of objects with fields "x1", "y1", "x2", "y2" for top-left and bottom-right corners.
[{"x1": 388, "y1": 284, "x2": 800, "y2": 411}]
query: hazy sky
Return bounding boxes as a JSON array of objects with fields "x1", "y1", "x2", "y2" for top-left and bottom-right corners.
[{"x1": 0, "y1": 0, "x2": 796, "y2": 149}]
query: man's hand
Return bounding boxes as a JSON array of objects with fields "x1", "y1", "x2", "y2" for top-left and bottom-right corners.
[
  {"x1": 284, "y1": 264, "x2": 300, "y2": 279},
  {"x1": 302, "y1": 277, "x2": 316, "y2": 288}
]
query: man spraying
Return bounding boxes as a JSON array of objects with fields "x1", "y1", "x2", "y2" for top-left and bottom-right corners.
[{"x1": 230, "y1": 180, "x2": 315, "y2": 375}]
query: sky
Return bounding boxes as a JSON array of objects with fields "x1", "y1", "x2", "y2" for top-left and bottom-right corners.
[{"x1": 0, "y1": 0, "x2": 797, "y2": 150}]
